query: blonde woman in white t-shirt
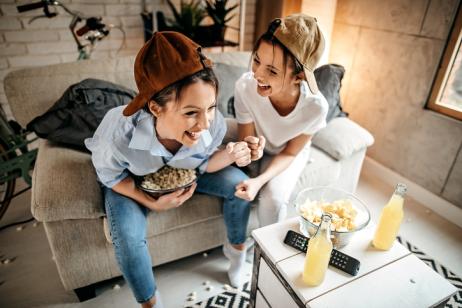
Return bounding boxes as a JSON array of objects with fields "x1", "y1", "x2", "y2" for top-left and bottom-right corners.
[{"x1": 233, "y1": 14, "x2": 329, "y2": 227}]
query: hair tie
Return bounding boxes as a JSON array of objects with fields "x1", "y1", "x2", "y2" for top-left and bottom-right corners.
[{"x1": 267, "y1": 18, "x2": 281, "y2": 36}]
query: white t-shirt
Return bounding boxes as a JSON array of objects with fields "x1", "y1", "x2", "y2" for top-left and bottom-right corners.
[{"x1": 234, "y1": 72, "x2": 328, "y2": 155}]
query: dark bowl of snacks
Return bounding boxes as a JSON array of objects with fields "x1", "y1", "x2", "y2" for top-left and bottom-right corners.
[
  {"x1": 294, "y1": 186, "x2": 370, "y2": 248},
  {"x1": 135, "y1": 166, "x2": 197, "y2": 198}
]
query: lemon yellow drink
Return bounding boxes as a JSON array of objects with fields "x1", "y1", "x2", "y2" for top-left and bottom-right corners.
[
  {"x1": 373, "y1": 183, "x2": 407, "y2": 250},
  {"x1": 303, "y1": 214, "x2": 333, "y2": 286}
]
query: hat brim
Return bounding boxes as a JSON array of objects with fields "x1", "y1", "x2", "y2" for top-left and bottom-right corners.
[
  {"x1": 303, "y1": 67, "x2": 319, "y2": 94},
  {"x1": 123, "y1": 92, "x2": 149, "y2": 116}
]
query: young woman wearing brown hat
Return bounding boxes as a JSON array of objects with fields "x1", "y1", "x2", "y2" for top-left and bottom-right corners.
[
  {"x1": 233, "y1": 14, "x2": 329, "y2": 227},
  {"x1": 85, "y1": 32, "x2": 254, "y2": 307}
]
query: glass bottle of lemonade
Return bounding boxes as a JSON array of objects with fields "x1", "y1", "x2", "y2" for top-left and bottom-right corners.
[
  {"x1": 303, "y1": 213, "x2": 333, "y2": 286},
  {"x1": 372, "y1": 183, "x2": 407, "y2": 250}
]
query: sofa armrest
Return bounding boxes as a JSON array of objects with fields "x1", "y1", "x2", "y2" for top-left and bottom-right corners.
[
  {"x1": 312, "y1": 117, "x2": 374, "y2": 161},
  {"x1": 31, "y1": 139, "x2": 104, "y2": 222}
]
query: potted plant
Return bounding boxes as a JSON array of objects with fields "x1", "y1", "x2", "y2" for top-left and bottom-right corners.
[
  {"x1": 159, "y1": 0, "x2": 206, "y2": 41},
  {"x1": 199, "y1": 0, "x2": 238, "y2": 45}
]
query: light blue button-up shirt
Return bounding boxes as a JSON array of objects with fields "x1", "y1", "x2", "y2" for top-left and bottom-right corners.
[{"x1": 85, "y1": 105, "x2": 226, "y2": 188}]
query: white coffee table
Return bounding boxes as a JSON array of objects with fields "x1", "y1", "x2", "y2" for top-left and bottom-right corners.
[{"x1": 250, "y1": 217, "x2": 457, "y2": 308}]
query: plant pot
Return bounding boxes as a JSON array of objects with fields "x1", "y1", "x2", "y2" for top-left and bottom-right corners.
[{"x1": 195, "y1": 24, "x2": 226, "y2": 46}]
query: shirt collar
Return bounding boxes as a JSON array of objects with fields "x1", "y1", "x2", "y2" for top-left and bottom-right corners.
[{"x1": 129, "y1": 110, "x2": 156, "y2": 150}]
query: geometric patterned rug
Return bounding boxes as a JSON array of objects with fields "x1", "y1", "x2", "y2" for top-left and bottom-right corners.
[
  {"x1": 186, "y1": 281, "x2": 251, "y2": 308},
  {"x1": 188, "y1": 237, "x2": 462, "y2": 308}
]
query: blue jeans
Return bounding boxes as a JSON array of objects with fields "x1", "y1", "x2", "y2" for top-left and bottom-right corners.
[{"x1": 103, "y1": 165, "x2": 250, "y2": 303}]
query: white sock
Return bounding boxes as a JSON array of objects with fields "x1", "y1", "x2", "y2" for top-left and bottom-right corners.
[
  {"x1": 223, "y1": 242, "x2": 246, "y2": 288},
  {"x1": 153, "y1": 289, "x2": 163, "y2": 308}
]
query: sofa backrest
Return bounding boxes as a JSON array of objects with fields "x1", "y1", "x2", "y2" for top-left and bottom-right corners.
[
  {"x1": 206, "y1": 51, "x2": 250, "y2": 67},
  {"x1": 4, "y1": 51, "x2": 251, "y2": 127},
  {"x1": 4, "y1": 57, "x2": 136, "y2": 127}
]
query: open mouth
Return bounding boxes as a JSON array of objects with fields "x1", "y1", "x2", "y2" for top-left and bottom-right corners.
[
  {"x1": 185, "y1": 130, "x2": 201, "y2": 140},
  {"x1": 257, "y1": 82, "x2": 271, "y2": 91}
]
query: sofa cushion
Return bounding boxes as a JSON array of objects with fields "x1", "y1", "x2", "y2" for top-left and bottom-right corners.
[
  {"x1": 312, "y1": 117, "x2": 374, "y2": 160},
  {"x1": 205, "y1": 51, "x2": 251, "y2": 68},
  {"x1": 314, "y1": 64, "x2": 348, "y2": 122},
  {"x1": 31, "y1": 140, "x2": 105, "y2": 222},
  {"x1": 213, "y1": 63, "x2": 247, "y2": 118},
  {"x1": 32, "y1": 140, "x2": 227, "y2": 229}
]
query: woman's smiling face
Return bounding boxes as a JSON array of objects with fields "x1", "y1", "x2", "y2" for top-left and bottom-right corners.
[
  {"x1": 150, "y1": 80, "x2": 217, "y2": 148},
  {"x1": 251, "y1": 40, "x2": 299, "y2": 98}
]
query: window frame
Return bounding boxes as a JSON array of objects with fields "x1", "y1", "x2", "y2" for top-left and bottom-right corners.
[{"x1": 427, "y1": 6, "x2": 462, "y2": 121}]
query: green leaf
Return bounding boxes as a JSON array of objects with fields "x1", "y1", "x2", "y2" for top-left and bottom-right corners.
[
  {"x1": 166, "y1": 0, "x2": 181, "y2": 24},
  {"x1": 204, "y1": 0, "x2": 239, "y2": 26}
]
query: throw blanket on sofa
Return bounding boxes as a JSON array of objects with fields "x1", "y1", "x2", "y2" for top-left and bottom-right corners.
[{"x1": 27, "y1": 78, "x2": 137, "y2": 151}]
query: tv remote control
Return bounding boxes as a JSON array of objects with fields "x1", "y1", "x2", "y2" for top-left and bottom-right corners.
[{"x1": 283, "y1": 230, "x2": 361, "y2": 276}]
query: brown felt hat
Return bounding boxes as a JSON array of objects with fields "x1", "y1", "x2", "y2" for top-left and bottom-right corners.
[
  {"x1": 271, "y1": 14, "x2": 325, "y2": 94},
  {"x1": 123, "y1": 31, "x2": 213, "y2": 116}
]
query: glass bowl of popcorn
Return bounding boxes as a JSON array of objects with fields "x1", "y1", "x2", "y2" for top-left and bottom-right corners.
[
  {"x1": 136, "y1": 166, "x2": 197, "y2": 198},
  {"x1": 295, "y1": 186, "x2": 370, "y2": 248}
]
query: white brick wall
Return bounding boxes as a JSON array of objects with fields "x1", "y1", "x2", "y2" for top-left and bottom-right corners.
[
  {"x1": 8, "y1": 54, "x2": 61, "y2": 67},
  {"x1": 0, "y1": 0, "x2": 146, "y2": 119},
  {"x1": 0, "y1": 43, "x2": 27, "y2": 56},
  {"x1": 0, "y1": 0, "x2": 257, "y2": 120},
  {"x1": 26, "y1": 41, "x2": 76, "y2": 54},
  {"x1": 0, "y1": 58, "x2": 8, "y2": 69},
  {"x1": 21, "y1": 16, "x2": 72, "y2": 29},
  {"x1": 0, "y1": 16, "x2": 21, "y2": 29},
  {"x1": 106, "y1": 4, "x2": 142, "y2": 16},
  {"x1": 121, "y1": 16, "x2": 143, "y2": 28},
  {"x1": 4, "y1": 29, "x2": 59, "y2": 42}
]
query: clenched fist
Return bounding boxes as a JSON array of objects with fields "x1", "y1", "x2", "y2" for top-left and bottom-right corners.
[
  {"x1": 226, "y1": 141, "x2": 251, "y2": 167},
  {"x1": 244, "y1": 135, "x2": 265, "y2": 161}
]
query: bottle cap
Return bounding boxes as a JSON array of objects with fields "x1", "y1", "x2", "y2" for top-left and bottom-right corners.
[
  {"x1": 321, "y1": 212, "x2": 332, "y2": 220},
  {"x1": 395, "y1": 183, "x2": 407, "y2": 197}
]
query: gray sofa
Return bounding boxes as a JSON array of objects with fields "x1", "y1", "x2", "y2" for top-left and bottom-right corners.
[{"x1": 4, "y1": 51, "x2": 373, "y2": 299}]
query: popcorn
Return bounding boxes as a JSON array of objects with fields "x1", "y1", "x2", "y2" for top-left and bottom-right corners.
[
  {"x1": 141, "y1": 166, "x2": 196, "y2": 191},
  {"x1": 299, "y1": 198, "x2": 358, "y2": 232}
]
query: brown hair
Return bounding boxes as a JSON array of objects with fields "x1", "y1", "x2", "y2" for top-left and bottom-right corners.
[
  {"x1": 145, "y1": 67, "x2": 219, "y2": 111},
  {"x1": 252, "y1": 21, "x2": 304, "y2": 77}
]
